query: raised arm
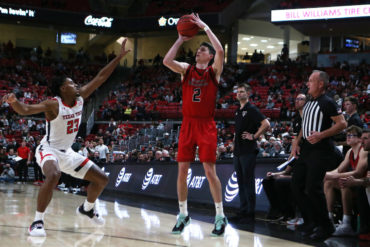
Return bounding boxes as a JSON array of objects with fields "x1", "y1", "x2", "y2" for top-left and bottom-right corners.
[
  {"x1": 191, "y1": 13, "x2": 224, "y2": 79},
  {"x1": 79, "y1": 38, "x2": 131, "y2": 99},
  {"x1": 2, "y1": 93, "x2": 58, "y2": 117},
  {"x1": 163, "y1": 35, "x2": 190, "y2": 76}
]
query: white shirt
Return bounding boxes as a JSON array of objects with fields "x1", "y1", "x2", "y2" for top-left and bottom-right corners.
[{"x1": 95, "y1": 144, "x2": 109, "y2": 159}]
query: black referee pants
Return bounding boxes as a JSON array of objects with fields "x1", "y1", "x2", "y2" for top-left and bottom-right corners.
[{"x1": 291, "y1": 147, "x2": 336, "y2": 229}]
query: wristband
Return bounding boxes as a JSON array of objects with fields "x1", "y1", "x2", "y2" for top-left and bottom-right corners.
[{"x1": 203, "y1": 26, "x2": 209, "y2": 32}]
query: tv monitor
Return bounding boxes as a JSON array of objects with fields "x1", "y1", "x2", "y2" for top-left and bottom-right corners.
[
  {"x1": 57, "y1": 33, "x2": 77, "y2": 44},
  {"x1": 345, "y1": 38, "x2": 360, "y2": 48}
]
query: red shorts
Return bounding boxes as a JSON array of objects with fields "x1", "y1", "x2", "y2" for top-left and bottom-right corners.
[{"x1": 177, "y1": 118, "x2": 217, "y2": 163}]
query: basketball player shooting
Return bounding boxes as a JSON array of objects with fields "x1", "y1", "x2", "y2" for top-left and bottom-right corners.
[
  {"x1": 163, "y1": 13, "x2": 227, "y2": 236},
  {"x1": 2, "y1": 39, "x2": 130, "y2": 237}
]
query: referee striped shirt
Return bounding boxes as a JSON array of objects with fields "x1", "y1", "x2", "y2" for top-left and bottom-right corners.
[{"x1": 302, "y1": 94, "x2": 342, "y2": 143}]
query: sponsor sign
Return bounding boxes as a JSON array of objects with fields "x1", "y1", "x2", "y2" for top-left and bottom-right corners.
[
  {"x1": 225, "y1": 172, "x2": 239, "y2": 202},
  {"x1": 224, "y1": 172, "x2": 264, "y2": 202},
  {"x1": 271, "y1": 4, "x2": 370, "y2": 22},
  {"x1": 0, "y1": 6, "x2": 35, "y2": 18},
  {"x1": 142, "y1": 168, "x2": 163, "y2": 190},
  {"x1": 84, "y1": 15, "x2": 113, "y2": 28},
  {"x1": 158, "y1": 16, "x2": 179, "y2": 27},
  {"x1": 115, "y1": 167, "x2": 132, "y2": 187},
  {"x1": 104, "y1": 160, "x2": 281, "y2": 211}
]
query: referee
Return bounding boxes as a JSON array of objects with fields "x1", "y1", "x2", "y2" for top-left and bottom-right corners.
[
  {"x1": 231, "y1": 83, "x2": 270, "y2": 223},
  {"x1": 291, "y1": 70, "x2": 347, "y2": 241}
]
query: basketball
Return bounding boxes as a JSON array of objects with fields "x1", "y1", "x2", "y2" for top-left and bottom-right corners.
[{"x1": 177, "y1": 15, "x2": 199, "y2": 37}]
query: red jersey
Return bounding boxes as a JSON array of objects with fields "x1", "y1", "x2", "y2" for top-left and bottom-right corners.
[
  {"x1": 349, "y1": 146, "x2": 362, "y2": 170},
  {"x1": 181, "y1": 65, "x2": 218, "y2": 118}
]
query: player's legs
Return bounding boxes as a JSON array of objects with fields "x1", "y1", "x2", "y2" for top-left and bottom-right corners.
[
  {"x1": 83, "y1": 164, "x2": 109, "y2": 203},
  {"x1": 172, "y1": 162, "x2": 191, "y2": 234},
  {"x1": 202, "y1": 162, "x2": 222, "y2": 203},
  {"x1": 333, "y1": 187, "x2": 355, "y2": 236},
  {"x1": 324, "y1": 179, "x2": 337, "y2": 213},
  {"x1": 203, "y1": 162, "x2": 228, "y2": 236},
  {"x1": 340, "y1": 187, "x2": 353, "y2": 216},
  {"x1": 29, "y1": 160, "x2": 61, "y2": 237},
  {"x1": 177, "y1": 162, "x2": 190, "y2": 202},
  {"x1": 37, "y1": 160, "x2": 61, "y2": 212},
  {"x1": 75, "y1": 163, "x2": 108, "y2": 225}
]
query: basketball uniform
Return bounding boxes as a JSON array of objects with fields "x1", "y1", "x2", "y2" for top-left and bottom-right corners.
[
  {"x1": 177, "y1": 65, "x2": 218, "y2": 163},
  {"x1": 35, "y1": 96, "x2": 93, "y2": 179}
]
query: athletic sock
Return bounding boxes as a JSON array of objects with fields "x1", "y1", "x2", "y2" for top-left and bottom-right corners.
[
  {"x1": 342, "y1": 215, "x2": 351, "y2": 225},
  {"x1": 179, "y1": 200, "x2": 188, "y2": 216},
  {"x1": 34, "y1": 211, "x2": 45, "y2": 222},
  {"x1": 215, "y1": 202, "x2": 225, "y2": 217},
  {"x1": 83, "y1": 200, "x2": 95, "y2": 212}
]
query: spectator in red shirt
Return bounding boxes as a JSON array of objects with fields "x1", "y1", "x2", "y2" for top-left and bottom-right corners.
[{"x1": 17, "y1": 140, "x2": 31, "y2": 183}]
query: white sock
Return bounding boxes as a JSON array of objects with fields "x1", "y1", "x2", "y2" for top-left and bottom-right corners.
[
  {"x1": 83, "y1": 200, "x2": 95, "y2": 211},
  {"x1": 215, "y1": 202, "x2": 225, "y2": 217},
  {"x1": 34, "y1": 211, "x2": 45, "y2": 222},
  {"x1": 342, "y1": 215, "x2": 351, "y2": 225},
  {"x1": 179, "y1": 200, "x2": 188, "y2": 216},
  {"x1": 328, "y1": 212, "x2": 334, "y2": 220}
]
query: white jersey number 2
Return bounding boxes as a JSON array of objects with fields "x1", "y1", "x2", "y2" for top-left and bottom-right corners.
[{"x1": 67, "y1": 119, "x2": 79, "y2": 134}]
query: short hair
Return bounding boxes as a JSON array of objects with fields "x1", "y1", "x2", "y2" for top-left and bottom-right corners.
[
  {"x1": 200, "y1": 42, "x2": 215, "y2": 56},
  {"x1": 49, "y1": 75, "x2": 67, "y2": 97},
  {"x1": 346, "y1": 125, "x2": 363, "y2": 137},
  {"x1": 344, "y1": 96, "x2": 358, "y2": 108},
  {"x1": 313, "y1": 70, "x2": 329, "y2": 87},
  {"x1": 237, "y1": 83, "x2": 251, "y2": 92}
]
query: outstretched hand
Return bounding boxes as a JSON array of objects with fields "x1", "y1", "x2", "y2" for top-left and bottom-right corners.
[
  {"x1": 190, "y1": 13, "x2": 207, "y2": 29},
  {"x1": 119, "y1": 38, "x2": 131, "y2": 58},
  {"x1": 2, "y1": 93, "x2": 17, "y2": 104}
]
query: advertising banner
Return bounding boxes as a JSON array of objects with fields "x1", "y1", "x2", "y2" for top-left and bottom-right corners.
[
  {"x1": 271, "y1": 4, "x2": 370, "y2": 22},
  {"x1": 105, "y1": 160, "x2": 282, "y2": 212}
]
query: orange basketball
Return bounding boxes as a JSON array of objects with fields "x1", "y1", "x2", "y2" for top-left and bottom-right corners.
[{"x1": 177, "y1": 15, "x2": 199, "y2": 37}]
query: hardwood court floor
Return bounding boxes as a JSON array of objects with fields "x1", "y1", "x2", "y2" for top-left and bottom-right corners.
[{"x1": 0, "y1": 184, "x2": 312, "y2": 247}]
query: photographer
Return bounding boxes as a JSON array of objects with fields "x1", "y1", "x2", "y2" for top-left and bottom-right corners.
[{"x1": 0, "y1": 163, "x2": 15, "y2": 183}]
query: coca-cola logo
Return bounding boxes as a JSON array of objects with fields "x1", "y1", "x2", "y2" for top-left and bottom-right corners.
[{"x1": 84, "y1": 15, "x2": 113, "y2": 28}]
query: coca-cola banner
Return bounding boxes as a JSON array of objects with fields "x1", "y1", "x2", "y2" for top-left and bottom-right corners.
[{"x1": 84, "y1": 15, "x2": 114, "y2": 28}]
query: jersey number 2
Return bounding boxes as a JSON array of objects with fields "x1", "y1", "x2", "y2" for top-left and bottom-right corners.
[
  {"x1": 192, "y1": 88, "x2": 201, "y2": 102},
  {"x1": 67, "y1": 119, "x2": 79, "y2": 134}
]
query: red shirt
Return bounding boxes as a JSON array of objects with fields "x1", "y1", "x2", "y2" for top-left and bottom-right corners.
[
  {"x1": 181, "y1": 65, "x2": 218, "y2": 119},
  {"x1": 17, "y1": 146, "x2": 30, "y2": 160}
]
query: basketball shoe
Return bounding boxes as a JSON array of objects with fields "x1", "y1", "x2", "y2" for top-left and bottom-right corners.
[
  {"x1": 76, "y1": 204, "x2": 105, "y2": 226},
  {"x1": 28, "y1": 220, "x2": 46, "y2": 237},
  {"x1": 171, "y1": 214, "x2": 191, "y2": 234},
  {"x1": 211, "y1": 215, "x2": 228, "y2": 236}
]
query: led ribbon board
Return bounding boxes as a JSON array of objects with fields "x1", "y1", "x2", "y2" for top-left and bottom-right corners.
[{"x1": 271, "y1": 4, "x2": 370, "y2": 22}]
